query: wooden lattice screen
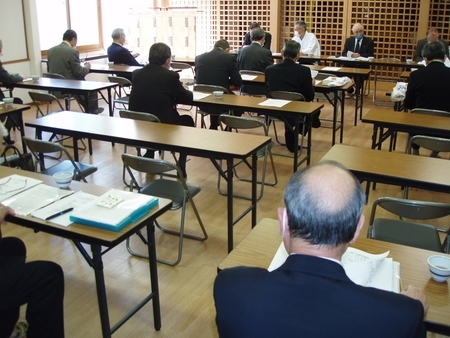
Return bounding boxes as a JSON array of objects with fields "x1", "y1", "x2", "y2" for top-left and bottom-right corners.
[{"x1": 428, "y1": 0, "x2": 450, "y2": 44}]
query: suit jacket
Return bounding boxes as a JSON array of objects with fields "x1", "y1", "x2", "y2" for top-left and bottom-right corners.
[
  {"x1": 129, "y1": 64, "x2": 193, "y2": 125},
  {"x1": 242, "y1": 32, "x2": 272, "y2": 50},
  {"x1": 343, "y1": 36, "x2": 375, "y2": 58},
  {"x1": 107, "y1": 43, "x2": 141, "y2": 66},
  {"x1": 404, "y1": 61, "x2": 450, "y2": 111},
  {"x1": 195, "y1": 47, "x2": 242, "y2": 114},
  {"x1": 237, "y1": 42, "x2": 273, "y2": 95},
  {"x1": 414, "y1": 38, "x2": 449, "y2": 62},
  {"x1": 0, "y1": 61, "x2": 22, "y2": 100},
  {"x1": 214, "y1": 254, "x2": 425, "y2": 338},
  {"x1": 47, "y1": 42, "x2": 90, "y2": 80},
  {"x1": 265, "y1": 58, "x2": 314, "y2": 101}
]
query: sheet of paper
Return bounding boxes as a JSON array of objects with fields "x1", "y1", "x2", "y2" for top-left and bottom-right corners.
[
  {"x1": 31, "y1": 191, "x2": 97, "y2": 226},
  {"x1": 268, "y1": 242, "x2": 288, "y2": 271},
  {"x1": 0, "y1": 174, "x2": 42, "y2": 202},
  {"x1": 3, "y1": 184, "x2": 73, "y2": 216},
  {"x1": 240, "y1": 74, "x2": 258, "y2": 81},
  {"x1": 310, "y1": 70, "x2": 318, "y2": 78},
  {"x1": 315, "y1": 80, "x2": 322, "y2": 85},
  {"x1": 193, "y1": 92, "x2": 211, "y2": 100},
  {"x1": 342, "y1": 248, "x2": 389, "y2": 286},
  {"x1": 322, "y1": 66, "x2": 342, "y2": 71},
  {"x1": 22, "y1": 77, "x2": 33, "y2": 82},
  {"x1": 258, "y1": 99, "x2": 290, "y2": 108}
]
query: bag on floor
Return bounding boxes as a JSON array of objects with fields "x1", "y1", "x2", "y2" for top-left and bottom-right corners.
[{"x1": 0, "y1": 145, "x2": 35, "y2": 172}]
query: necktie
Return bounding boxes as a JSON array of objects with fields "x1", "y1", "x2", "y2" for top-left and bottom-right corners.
[{"x1": 355, "y1": 39, "x2": 361, "y2": 53}]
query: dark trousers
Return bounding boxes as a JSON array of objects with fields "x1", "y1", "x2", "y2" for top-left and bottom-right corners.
[
  {"x1": 0, "y1": 237, "x2": 65, "y2": 338},
  {"x1": 74, "y1": 92, "x2": 99, "y2": 113},
  {"x1": 0, "y1": 98, "x2": 23, "y2": 131}
]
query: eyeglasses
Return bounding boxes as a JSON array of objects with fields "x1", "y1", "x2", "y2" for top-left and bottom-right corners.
[{"x1": 0, "y1": 177, "x2": 27, "y2": 195}]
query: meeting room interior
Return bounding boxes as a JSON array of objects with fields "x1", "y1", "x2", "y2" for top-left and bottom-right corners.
[{"x1": 1, "y1": 0, "x2": 450, "y2": 337}]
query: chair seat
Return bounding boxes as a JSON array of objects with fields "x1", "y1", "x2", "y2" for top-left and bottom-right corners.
[
  {"x1": 371, "y1": 218, "x2": 443, "y2": 252},
  {"x1": 114, "y1": 96, "x2": 129, "y2": 105},
  {"x1": 140, "y1": 179, "x2": 201, "y2": 209},
  {"x1": 42, "y1": 161, "x2": 98, "y2": 181}
]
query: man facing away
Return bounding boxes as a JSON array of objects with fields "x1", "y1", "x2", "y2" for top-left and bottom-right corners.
[
  {"x1": 237, "y1": 27, "x2": 273, "y2": 95},
  {"x1": 195, "y1": 40, "x2": 243, "y2": 129},
  {"x1": 242, "y1": 22, "x2": 272, "y2": 50},
  {"x1": 214, "y1": 161, "x2": 428, "y2": 338},
  {"x1": 48, "y1": 29, "x2": 103, "y2": 115},
  {"x1": 107, "y1": 28, "x2": 141, "y2": 67},
  {"x1": 265, "y1": 40, "x2": 319, "y2": 153},
  {"x1": 292, "y1": 20, "x2": 321, "y2": 57},
  {"x1": 129, "y1": 42, "x2": 194, "y2": 177},
  {"x1": 413, "y1": 28, "x2": 449, "y2": 62}
]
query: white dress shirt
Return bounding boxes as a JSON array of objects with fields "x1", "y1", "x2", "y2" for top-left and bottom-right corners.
[{"x1": 292, "y1": 31, "x2": 321, "y2": 56}]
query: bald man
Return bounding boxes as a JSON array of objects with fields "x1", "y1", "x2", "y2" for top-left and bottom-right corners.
[
  {"x1": 343, "y1": 23, "x2": 374, "y2": 58},
  {"x1": 214, "y1": 161, "x2": 427, "y2": 337}
]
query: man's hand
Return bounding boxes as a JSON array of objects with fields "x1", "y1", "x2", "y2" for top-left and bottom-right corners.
[
  {"x1": 84, "y1": 61, "x2": 91, "y2": 69},
  {"x1": 351, "y1": 52, "x2": 361, "y2": 58},
  {"x1": 401, "y1": 285, "x2": 429, "y2": 315},
  {"x1": 0, "y1": 204, "x2": 15, "y2": 239},
  {"x1": 132, "y1": 52, "x2": 140, "y2": 58}
]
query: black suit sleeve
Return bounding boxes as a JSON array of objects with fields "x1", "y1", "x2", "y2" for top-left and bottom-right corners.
[
  {"x1": 117, "y1": 48, "x2": 141, "y2": 66},
  {"x1": 243, "y1": 33, "x2": 251, "y2": 47},
  {"x1": 228, "y1": 56, "x2": 243, "y2": 88},
  {"x1": 170, "y1": 71, "x2": 193, "y2": 105},
  {"x1": 360, "y1": 38, "x2": 375, "y2": 57},
  {"x1": 264, "y1": 33, "x2": 272, "y2": 50},
  {"x1": 404, "y1": 71, "x2": 417, "y2": 110}
]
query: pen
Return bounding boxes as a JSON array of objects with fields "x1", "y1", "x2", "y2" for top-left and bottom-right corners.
[{"x1": 45, "y1": 207, "x2": 74, "y2": 221}]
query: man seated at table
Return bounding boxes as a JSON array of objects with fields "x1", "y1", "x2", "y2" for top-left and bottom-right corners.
[
  {"x1": 48, "y1": 29, "x2": 103, "y2": 115},
  {"x1": 405, "y1": 40, "x2": 450, "y2": 156},
  {"x1": 292, "y1": 20, "x2": 321, "y2": 59},
  {"x1": 242, "y1": 22, "x2": 272, "y2": 50},
  {"x1": 342, "y1": 23, "x2": 374, "y2": 98},
  {"x1": 0, "y1": 204, "x2": 65, "y2": 338},
  {"x1": 413, "y1": 28, "x2": 449, "y2": 62},
  {"x1": 0, "y1": 38, "x2": 24, "y2": 145},
  {"x1": 237, "y1": 27, "x2": 273, "y2": 96},
  {"x1": 195, "y1": 39, "x2": 243, "y2": 130},
  {"x1": 107, "y1": 28, "x2": 142, "y2": 81},
  {"x1": 214, "y1": 161, "x2": 428, "y2": 338},
  {"x1": 129, "y1": 42, "x2": 194, "y2": 177},
  {"x1": 265, "y1": 40, "x2": 319, "y2": 152}
]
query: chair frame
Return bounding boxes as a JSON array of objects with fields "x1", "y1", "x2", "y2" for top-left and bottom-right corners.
[
  {"x1": 193, "y1": 84, "x2": 231, "y2": 129},
  {"x1": 122, "y1": 153, "x2": 207, "y2": 266},
  {"x1": 372, "y1": 58, "x2": 402, "y2": 106},
  {"x1": 108, "y1": 75, "x2": 132, "y2": 112},
  {"x1": 216, "y1": 115, "x2": 278, "y2": 201}
]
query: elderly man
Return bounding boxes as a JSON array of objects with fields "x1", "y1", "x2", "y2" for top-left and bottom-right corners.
[
  {"x1": 242, "y1": 22, "x2": 272, "y2": 50},
  {"x1": 48, "y1": 29, "x2": 103, "y2": 114},
  {"x1": 292, "y1": 20, "x2": 321, "y2": 57},
  {"x1": 107, "y1": 28, "x2": 141, "y2": 66},
  {"x1": 265, "y1": 40, "x2": 319, "y2": 152},
  {"x1": 195, "y1": 39, "x2": 243, "y2": 129},
  {"x1": 343, "y1": 23, "x2": 374, "y2": 58},
  {"x1": 129, "y1": 42, "x2": 194, "y2": 177},
  {"x1": 237, "y1": 27, "x2": 273, "y2": 95},
  {"x1": 214, "y1": 161, "x2": 428, "y2": 337},
  {"x1": 413, "y1": 28, "x2": 449, "y2": 62}
]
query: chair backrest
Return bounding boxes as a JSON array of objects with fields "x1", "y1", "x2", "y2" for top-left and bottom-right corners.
[
  {"x1": 43, "y1": 73, "x2": 66, "y2": 80},
  {"x1": 194, "y1": 84, "x2": 229, "y2": 94},
  {"x1": 411, "y1": 108, "x2": 450, "y2": 117},
  {"x1": 407, "y1": 135, "x2": 450, "y2": 154},
  {"x1": 239, "y1": 70, "x2": 264, "y2": 76},
  {"x1": 119, "y1": 110, "x2": 160, "y2": 123},
  {"x1": 170, "y1": 62, "x2": 194, "y2": 71},
  {"x1": 107, "y1": 75, "x2": 132, "y2": 87},
  {"x1": 369, "y1": 197, "x2": 450, "y2": 224},
  {"x1": 219, "y1": 115, "x2": 268, "y2": 135},
  {"x1": 267, "y1": 90, "x2": 305, "y2": 101},
  {"x1": 28, "y1": 91, "x2": 65, "y2": 117}
]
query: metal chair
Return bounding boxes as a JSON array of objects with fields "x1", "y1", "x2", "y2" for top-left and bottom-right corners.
[
  {"x1": 122, "y1": 153, "x2": 207, "y2": 266},
  {"x1": 42, "y1": 73, "x2": 79, "y2": 111},
  {"x1": 368, "y1": 197, "x2": 450, "y2": 253},
  {"x1": 170, "y1": 62, "x2": 195, "y2": 85},
  {"x1": 411, "y1": 108, "x2": 450, "y2": 117},
  {"x1": 403, "y1": 135, "x2": 450, "y2": 198},
  {"x1": 239, "y1": 70, "x2": 265, "y2": 97},
  {"x1": 372, "y1": 58, "x2": 401, "y2": 106},
  {"x1": 193, "y1": 84, "x2": 231, "y2": 129},
  {"x1": 266, "y1": 91, "x2": 306, "y2": 151},
  {"x1": 217, "y1": 115, "x2": 278, "y2": 201},
  {"x1": 107, "y1": 76, "x2": 131, "y2": 112},
  {"x1": 22, "y1": 137, "x2": 97, "y2": 182}
]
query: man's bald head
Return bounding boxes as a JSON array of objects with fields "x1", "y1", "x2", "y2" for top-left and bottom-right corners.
[{"x1": 284, "y1": 161, "x2": 365, "y2": 247}]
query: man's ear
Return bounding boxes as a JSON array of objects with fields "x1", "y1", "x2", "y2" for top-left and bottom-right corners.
[
  {"x1": 277, "y1": 207, "x2": 288, "y2": 235},
  {"x1": 349, "y1": 215, "x2": 365, "y2": 244}
]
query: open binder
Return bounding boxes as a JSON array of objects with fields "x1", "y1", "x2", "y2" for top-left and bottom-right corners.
[{"x1": 70, "y1": 189, "x2": 158, "y2": 232}]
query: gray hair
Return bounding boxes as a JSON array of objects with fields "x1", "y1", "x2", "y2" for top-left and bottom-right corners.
[
  {"x1": 111, "y1": 28, "x2": 125, "y2": 40},
  {"x1": 282, "y1": 40, "x2": 300, "y2": 59},
  {"x1": 295, "y1": 20, "x2": 307, "y2": 30},
  {"x1": 284, "y1": 161, "x2": 365, "y2": 247},
  {"x1": 148, "y1": 42, "x2": 171, "y2": 65},
  {"x1": 422, "y1": 40, "x2": 446, "y2": 60},
  {"x1": 250, "y1": 27, "x2": 265, "y2": 41}
]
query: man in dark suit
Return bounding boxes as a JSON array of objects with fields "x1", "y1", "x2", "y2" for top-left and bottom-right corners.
[
  {"x1": 265, "y1": 40, "x2": 318, "y2": 152},
  {"x1": 48, "y1": 30, "x2": 103, "y2": 115},
  {"x1": 237, "y1": 27, "x2": 273, "y2": 95},
  {"x1": 413, "y1": 28, "x2": 449, "y2": 62},
  {"x1": 214, "y1": 161, "x2": 428, "y2": 338},
  {"x1": 195, "y1": 40, "x2": 243, "y2": 129},
  {"x1": 107, "y1": 28, "x2": 142, "y2": 74},
  {"x1": 242, "y1": 22, "x2": 272, "y2": 50},
  {"x1": 129, "y1": 42, "x2": 194, "y2": 177}
]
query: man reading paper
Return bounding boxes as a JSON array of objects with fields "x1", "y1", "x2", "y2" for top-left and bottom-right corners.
[{"x1": 214, "y1": 161, "x2": 428, "y2": 337}]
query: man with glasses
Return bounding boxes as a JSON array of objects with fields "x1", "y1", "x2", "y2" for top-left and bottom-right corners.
[
  {"x1": 292, "y1": 20, "x2": 321, "y2": 57},
  {"x1": 107, "y1": 28, "x2": 141, "y2": 67},
  {"x1": 413, "y1": 28, "x2": 449, "y2": 62}
]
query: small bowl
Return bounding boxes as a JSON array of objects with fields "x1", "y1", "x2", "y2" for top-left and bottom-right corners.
[
  {"x1": 107, "y1": 61, "x2": 114, "y2": 67},
  {"x1": 213, "y1": 91, "x2": 223, "y2": 99},
  {"x1": 3, "y1": 97, "x2": 13, "y2": 107},
  {"x1": 427, "y1": 255, "x2": 450, "y2": 282},
  {"x1": 368, "y1": 57, "x2": 374, "y2": 61},
  {"x1": 53, "y1": 171, "x2": 73, "y2": 188},
  {"x1": 406, "y1": 59, "x2": 413, "y2": 64},
  {"x1": 31, "y1": 75, "x2": 40, "y2": 81}
]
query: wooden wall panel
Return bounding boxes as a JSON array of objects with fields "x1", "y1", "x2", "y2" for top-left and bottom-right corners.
[{"x1": 428, "y1": 0, "x2": 450, "y2": 44}]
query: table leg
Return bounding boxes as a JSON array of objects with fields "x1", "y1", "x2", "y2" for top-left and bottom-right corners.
[
  {"x1": 332, "y1": 91, "x2": 338, "y2": 146},
  {"x1": 91, "y1": 244, "x2": 112, "y2": 338},
  {"x1": 306, "y1": 116, "x2": 312, "y2": 166},
  {"x1": 107, "y1": 88, "x2": 113, "y2": 117},
  {"x1": 251, "y1": 153, "x2": 257, "y2": 228},
  {"x1": 339, "y1": 90, "x2": 345, "y2": 143},
  {"x1": 293, "y1": 118, "x2": 300, "y2": 172},
  {"x1": 359, "y1": 76, "x2": 365, "y2": 121},
  {"x1": 227, "y1": 158, "x2": 234, "y2": 252},
  {"x1": 146, "y1": 221, "x2": 161, "y2": 330},
  {"x1": 371, "y1": 125, "x2": 379, "y2": 149},
  {"x1": 72, "y1": 137, "x2": 79, "y2": 162}
]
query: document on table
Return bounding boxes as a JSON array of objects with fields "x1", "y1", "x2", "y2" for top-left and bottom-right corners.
[
  {"x1": 240, "y1": 74, "x2": 258, "y2": 81},
  {"x1": 31, "y1": 191, "x2": 97, "y2": 226},
  {"x1": 0, "y1": 174, "x2": 42, "y2": 202},
  {"x1": 322, "y1": 66, "x2": 342, "y2": 71},
  {"x1": 2, "y1": 184, "x2": 73, "y2": 216},
  {"x1": 258, "y1": 99, "x2": 290, "y2": 108},
  {"x1": 193, "y1": 92, "x2": 211, "y2": 100}
]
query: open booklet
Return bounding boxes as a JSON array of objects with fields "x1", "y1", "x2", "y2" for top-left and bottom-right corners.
[{"x1": 268, "y1": 243, "x2": 400, "y2": 293}]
